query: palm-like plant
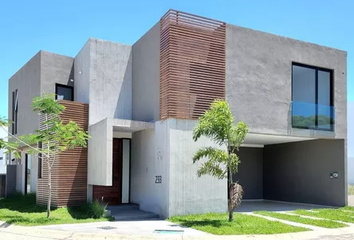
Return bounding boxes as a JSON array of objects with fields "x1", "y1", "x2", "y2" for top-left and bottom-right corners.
[{"x1": 193, "y1": 99, "x2": 248, "y2": 222}]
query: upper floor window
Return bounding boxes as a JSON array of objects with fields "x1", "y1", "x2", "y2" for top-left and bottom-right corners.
[
  {"x1": 292, "y1": 63, "x2": 334, "y2": 131},
  {"x1": 56, "y1": 84, "x2": 73, "y2": 101},
  {"x1": 12, "y1": 89, "x2": 18, "y2": 135}
]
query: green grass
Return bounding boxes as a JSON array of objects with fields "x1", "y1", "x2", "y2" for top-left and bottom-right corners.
[
  {"x1": 169, "y1": 213, "x2": 309, "y2": 235},
  {"x1": 255, "y1": 211, "x2": 347, "y2": 228},
  {"x1": 293, "y1": 208, "x2": 354, "y2": 224},
  {"x1": 0, "y1": 193, "x2": 112, "y2": 226},
  {"x1": 349, "y1": 185, "x2": 354, "y2": 195}
]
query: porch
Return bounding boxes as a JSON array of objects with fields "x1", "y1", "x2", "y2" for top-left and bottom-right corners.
[{"x1": 87, "y1": 118, "x2": 154, "y2": 206}]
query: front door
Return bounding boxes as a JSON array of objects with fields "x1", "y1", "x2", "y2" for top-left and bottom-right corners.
[{"x1": 93, "y1": 138, "x2": 122, "y2": 205}]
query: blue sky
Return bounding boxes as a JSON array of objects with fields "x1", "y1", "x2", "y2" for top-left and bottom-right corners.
[{"x1": 0, "y1": 0, "x2": 353, "y2": 120}]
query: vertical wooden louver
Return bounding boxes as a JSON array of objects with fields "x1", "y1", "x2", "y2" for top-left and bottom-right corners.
[
  {"x1": 160, "y1": 10, "x2": 226, "y2": 120},
  {"x1": 37, "y1": 100, "x2": 88, "y2": 207}
]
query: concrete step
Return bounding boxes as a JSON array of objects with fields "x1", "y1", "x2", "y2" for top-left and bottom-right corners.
[
  {"x1": 111, "y1": 209, "x2": 160, "y2": 221},
  {"x1": 107, "y1": 204, "x2": 160, "y2": 221},
  {"x1": 107, "y1": 204, "x2": 139, "y2": 212}
]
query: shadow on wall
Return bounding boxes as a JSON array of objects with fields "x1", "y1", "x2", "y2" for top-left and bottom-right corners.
[{"x1": 114, "y1": 51, "x2": 132, "y2": 120}]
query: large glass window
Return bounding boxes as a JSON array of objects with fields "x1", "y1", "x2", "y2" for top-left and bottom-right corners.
[
  {"x1": 292, "y1": 63, "x2": 334, "y2": 131},
  {"x1": 56, "y1": 84, "x2": 73, "y2": 101}
]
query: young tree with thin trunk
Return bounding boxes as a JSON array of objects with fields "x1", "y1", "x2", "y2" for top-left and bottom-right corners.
[
  {"x1": 0, "y1": 94, "x2": 89, "y2": 218},
  {"x1": 192, "y1": 99, "x2": 248, "y2": 222}
]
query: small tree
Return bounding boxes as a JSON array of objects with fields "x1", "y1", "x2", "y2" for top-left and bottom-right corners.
[
  {"x1": 192, "y1": 99, "x2": 248, "y2": 222},
  {"x1": 0, "y1": 94, "x2": 89, "y2": 218}
]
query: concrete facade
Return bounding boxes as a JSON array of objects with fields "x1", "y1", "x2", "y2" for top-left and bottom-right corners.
[
  {"x1": 74, "y1": 38, "x2": 133, "y2": 125},
  {"x1": 168, "y1": 120, "x2": 228, "y2": 216},
  {"x1": 7, "y1": 10, "x2": 347, "y2": 218},
  {"x1": 132, "y1": 23, "x2": 160, "y2": 122},
  {"x1": 8, "y1": 52, "x2": 41, "y2": 136},
  {"x1": 226, "y1": 24, "x2": 347, "y2": 139},
  {"x1": 130, "y1": 119, "x2": 227, "y2": 218},
  {"x1": 263, "y1": 139, "x2": 346, "y2": 206},
  {"x1": 232, "y1": 147, "x2": 263, "y2": 199}
]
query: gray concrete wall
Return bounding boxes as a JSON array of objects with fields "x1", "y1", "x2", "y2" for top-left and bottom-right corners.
[
  {"x1": 74, "y1": 40, "x2": 91, "y2": 104},
  {"x1": 263, "y1": 139, "x2": 346, "y2": 206},
  {"x1": 40, "y1": 51, "x2": 74, "y2": 94},
  {"x1": 5, "y1": 165, "x2": 16, "y2": 197},
  {"x1": 89, "y1": 38, "x2": 132, "y2": 125},
  {"x1": 168, "y1": 119, "x2": 228, "y2": 216},
  {"x1": 87, "y1": 118, "x2": 113, "y2": 186},
  {"x1": 8, "y1": 52, "x2": 41, "y2": 136},
  {"x1": 132, "y1": 23, "x2": 160, "y2": 122},
  {"x1": 232, "y1": 147, "x2": 263, "y2": 199},
  {"x1": 226, "y1": 24, "x2": 347, "y2": 139},
  {"x1": 130, "y1": 121, "x2": 170, "y2": 218}
]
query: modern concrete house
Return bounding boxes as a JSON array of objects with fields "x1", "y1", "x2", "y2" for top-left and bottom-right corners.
[{"x1": 7, "y1": 10, "x2": 347, "y2": 218}]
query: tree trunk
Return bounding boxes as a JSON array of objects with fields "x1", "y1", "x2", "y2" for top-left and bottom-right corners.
[
  {"x1": 229, "y1": 210, "x2": 233, "y2": 222},
  {"x1": 47, "y1": 162, "x2": 51, "y2": 218}
]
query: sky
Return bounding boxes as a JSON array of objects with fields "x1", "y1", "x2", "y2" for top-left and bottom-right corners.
[{"x1": 0, "y1": 1, "x2": 353, "y2": 121}]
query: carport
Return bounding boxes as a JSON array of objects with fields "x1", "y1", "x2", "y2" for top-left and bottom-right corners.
[{"x1": 233, "y1": 133, "x2": 346, "y2": 207}]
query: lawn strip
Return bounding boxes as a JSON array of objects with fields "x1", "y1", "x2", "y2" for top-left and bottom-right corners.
[{"x1": 169, "y1": 212, "x2": 309, "y2": 235}]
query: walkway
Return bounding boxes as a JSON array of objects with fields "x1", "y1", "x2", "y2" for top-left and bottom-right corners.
[{"x1": 1, "y1": 222, "x2": 354, "y2": 240}]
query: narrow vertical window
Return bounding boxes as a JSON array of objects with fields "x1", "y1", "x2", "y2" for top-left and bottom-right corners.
[
  {"x1": 12, "y1": 90, "x2": 18, "y2": 135},
  {"x1": 38, "y1": 142, "x2": 42, "y2": 179}
]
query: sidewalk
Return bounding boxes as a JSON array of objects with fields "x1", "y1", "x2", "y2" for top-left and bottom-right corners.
[{"x1": 1, "y1": 221, "x2": 354, "y2": 240}]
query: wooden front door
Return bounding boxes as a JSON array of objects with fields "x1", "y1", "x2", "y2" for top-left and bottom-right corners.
[{"x1": 93, "y1": 138, "x2": 122, "y2": 205}]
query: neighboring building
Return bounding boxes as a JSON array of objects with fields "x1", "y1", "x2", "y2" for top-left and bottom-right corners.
[
  {"x1": 0, "y1": 149, "x2": 6, "y2": 198},
  {"x1": 0, "y1": 149, "x2": 6, "y2": 175},
  {"x1": 348, "y1": 101, "x2": 353, "y2": 184},
  {"x1": 7, "y1": 10, "x2": 347, "y2": 218}
]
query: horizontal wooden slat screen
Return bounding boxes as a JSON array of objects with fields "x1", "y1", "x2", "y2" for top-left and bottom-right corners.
[
  {"x1": 160, "y1": 10, "x2": 226, "y2": 120},
  {"x1": 36, "y1": 100, "x2": 88, "y2": 207}
]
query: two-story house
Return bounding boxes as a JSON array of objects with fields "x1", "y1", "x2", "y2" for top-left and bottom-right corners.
[{"x1": 7, "y1": 10, "x2": 347, "y2": 218}]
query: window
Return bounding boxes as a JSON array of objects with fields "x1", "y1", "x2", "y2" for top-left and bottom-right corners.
[
  {"x1": 56, "y1": 84, "x2": 73, "y2": 101},
  {"x1": 292, "y1": 63, "x2": 334, "y2": 131},
  {"x1": 25, "y1": 154, "x2": 32, "y2": 194},
  {"x1": 12, "y1": 89, "x2": 18, "y2": 134},
  {"x1": 38, "y1": 142, "x2": 42, "y2": 179}
]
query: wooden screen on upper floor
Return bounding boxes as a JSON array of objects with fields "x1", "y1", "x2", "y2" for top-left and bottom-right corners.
[{"x1": 160, "y1": 10, "x2": 226, "y2": 120}]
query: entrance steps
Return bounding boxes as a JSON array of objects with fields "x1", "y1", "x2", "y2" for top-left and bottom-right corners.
[{"x1": 107, "y1": 204, "x2": 160, "y2": 221}]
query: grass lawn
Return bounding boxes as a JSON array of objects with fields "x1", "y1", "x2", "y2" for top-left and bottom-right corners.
[
  {"x1": 169, "y1": 213, "x2": 309, "y2": 235},
  {"x1": 349, "y1": 185, "x2": 354, "y2": 195},
  {"x1": 0, "y1": 193, "x2": 112, "y2": 226},
  {"x1": 293, "y1": 208, "x2": 354, "y2": 224},
  {"x1": 255, "y1": 211, "x2": 347, "y2": 228}
]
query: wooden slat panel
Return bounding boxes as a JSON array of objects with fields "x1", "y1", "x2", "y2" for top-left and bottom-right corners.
[
  {"x1": 36, "y1": 100, "x2": 88, "y2": 207},
  {"x1": 160, "y1": 10, "x2": 226, "y2": 120}
]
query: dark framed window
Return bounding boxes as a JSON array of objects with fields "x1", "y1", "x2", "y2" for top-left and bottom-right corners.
[
  {"x1": 292, "y1": 63, "x2": 334, "y2": 131},
  {"x1": 56, "y1": 84, "x2": 74, "y2": 101},
  {"x1": 12, "y1": 89, "x2": 18, "y2": 135},
  {"x1": 38, "y1": 142, "x2": 42, "y2": 179},
  {"x1": 25, "y1": 154, "x2": 32, "y2": 194}
]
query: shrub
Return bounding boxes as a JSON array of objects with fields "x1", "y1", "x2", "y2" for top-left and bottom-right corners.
[{"x1": 78, "y1": 200, "x2": 107, "y2": 219}]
